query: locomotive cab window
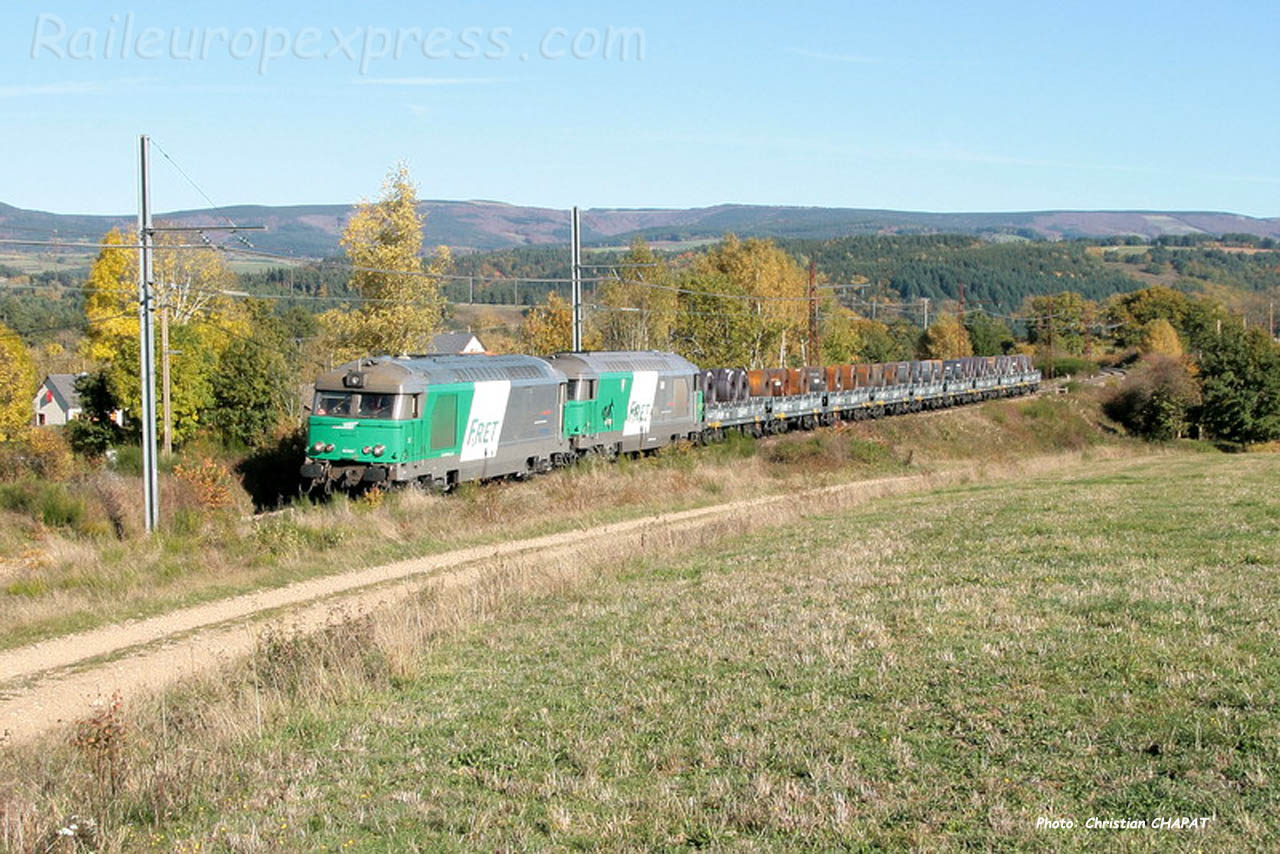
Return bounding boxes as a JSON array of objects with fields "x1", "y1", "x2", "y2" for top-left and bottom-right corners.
[
  {"x1": 314, "y1": 391, "x2": 354, "y2": 417},
  {"x1": 357, "y1": 393, "x2": 397, "y2": 419}
]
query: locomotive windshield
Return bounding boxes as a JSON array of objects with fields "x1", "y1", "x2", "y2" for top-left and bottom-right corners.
[
  {"x1": 313, "y1": 391, "x2": 408, "y2": 420},
  {"x1": 314, "y1": 391, "x2": 354, "y2": 417}
]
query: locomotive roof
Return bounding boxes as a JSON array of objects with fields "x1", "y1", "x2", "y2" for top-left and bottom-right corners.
[
  {"x1": 316, "y1": 353, "x2": 560, "y2": 393},
  {"x1": 545, "y1": 350, "x2": 700, "y2": 377}
]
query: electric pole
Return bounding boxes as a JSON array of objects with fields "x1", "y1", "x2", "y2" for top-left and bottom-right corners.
[
  {"x1": 807, "y1": 258, "x2": 819, "y2": 365},
  {"x1": 922, "y1": 297, "x2": 930, "y2": 329},
  {"x1": 137, "y1": 135, "x2": 160, "y2": 533},
  {"x1": 571, "y1": 206, "x2": 583, "y2": 351}
]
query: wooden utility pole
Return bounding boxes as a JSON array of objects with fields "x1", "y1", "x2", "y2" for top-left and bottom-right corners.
[
  {"x1": 161, "y1": 301, "x2": 172, "y2": 456},
  {"x1": 807, "y1": 258, "x2": 819, "y2": 364},
  {"x1": 1047, "y1": 313, "x2": 1055, "y2": 379}
]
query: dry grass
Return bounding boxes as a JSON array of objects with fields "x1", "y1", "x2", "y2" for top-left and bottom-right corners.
[{"x1": 0, "y1": 451, "x2": 1275, "y2": 851}]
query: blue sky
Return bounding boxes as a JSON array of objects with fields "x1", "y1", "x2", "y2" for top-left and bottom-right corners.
[{"x1": 1, "y1": 0, "x2": 1277, "y2": 216}]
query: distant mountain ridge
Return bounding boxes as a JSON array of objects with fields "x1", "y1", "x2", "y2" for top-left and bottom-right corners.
[{"x1": 2, "y1": 199, "x2": 1277, "y2": 258}]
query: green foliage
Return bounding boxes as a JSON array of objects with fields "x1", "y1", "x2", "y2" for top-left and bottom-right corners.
[
  {"x1": 1197, "y1": 328, "x2": 1280, "y2": 444},
  {"x1": 786, "y1": 235, "x2": 1144, "y2": 312},
  {"x1": 65, "y1": 371, "x2": 124, "y2": 457},
  {"x1": 1024, "y1": 291, "x2": 1095, "y2": 355},
  {"x1": 850, "y1": 317, "x2": 914, "y2": 362},
  {"x1": 208, "y1": 338, "x2": 291, "y2": 447},
  {"x1": 964, "y1": 312, "x2": 1015, "y2": 356},
  {"x1": 0, "y1": 480, "x2": 87, "y2": 530},
  {"x1": 206, "y1": 304, "x2": 295, "y2": 447},
  {"x1": 674, "y1": 235, "x2": 809, "y2": 367}
]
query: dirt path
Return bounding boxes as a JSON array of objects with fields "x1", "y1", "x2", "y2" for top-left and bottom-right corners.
[{"x1": 0, "y1": 451, "x2": 1151, "y2": 746}]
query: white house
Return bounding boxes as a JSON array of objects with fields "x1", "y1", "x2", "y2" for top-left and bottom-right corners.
[
  {"x1": 430, "y1": 332, "x2": 486, "y2": 354},
  {"x1": 32, "y1": 374, "x2": 83, "y2": 426}
]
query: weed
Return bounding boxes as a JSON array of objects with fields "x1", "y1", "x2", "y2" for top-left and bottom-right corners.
[{"x1": 72, "y1": 692, "x2": 128, "y2": 803}]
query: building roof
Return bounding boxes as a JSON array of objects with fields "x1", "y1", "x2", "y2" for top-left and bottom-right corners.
[
  {"x1": 40, "y1": 374, "x2": 84, "y2": 411},
  {"x1": 430, "y1": 332, "x2": 484, "y2": 353}
]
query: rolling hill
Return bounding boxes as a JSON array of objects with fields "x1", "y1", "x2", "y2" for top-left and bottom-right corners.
[{"x1": 1, "y1": 199, "x2": 1277, "y2": 258}]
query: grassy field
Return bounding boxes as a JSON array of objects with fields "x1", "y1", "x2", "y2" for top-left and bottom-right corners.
[
  {"x1": 3, "y1": 451, "x2": 1276, "y2": 851},
  {"x1": 0, "y1": 393, "x2": 1124, "y2": 651}
]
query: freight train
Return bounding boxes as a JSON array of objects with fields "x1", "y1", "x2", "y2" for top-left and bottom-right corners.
[{"x1": 300, "y1": 351, "x2": 1040, "y2": 493}]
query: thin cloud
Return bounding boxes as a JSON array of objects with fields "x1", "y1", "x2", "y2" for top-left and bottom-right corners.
[
  {"x1": 352, "y1": 77, "x2": 512, "y2": 86},
  {"x1": 786, "y1": 47, "x2": 880, "y2": 64},
  {"x1": 0, "y1": 78, "x2": 154, "y2": 98}
]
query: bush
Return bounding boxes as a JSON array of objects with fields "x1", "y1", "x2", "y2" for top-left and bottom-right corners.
[
  {"x1": 21, "y1": 428, "x2": 75, "y2": 481},
  {"x1": 1038, "y1": 355, "x2": 1098, "y2": 378},
  {"x1": 0, "y1": 428, "x2": 76, "y2": 482},
  {"x1": 172, "y1": 458, "x2": 236, "y2": 511},
  {"x1": 0, "y1": 480, "x2": 87, "y2": 530},
  {"x1": 1104, "y1": 356, "x2": 1200, "y2": 441}
]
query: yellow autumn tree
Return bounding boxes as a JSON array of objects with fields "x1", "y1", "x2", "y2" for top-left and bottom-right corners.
[
  {"x1": 322, "y1": 163, "x2": 448, "y2": 361},
  {"x1": 520, "y1": 292, "x2": 600, "y2": 355},
  {"x1": 1139, "y1": 317, "x2": 1184, "y2": 358},
  {"x1": 920, "y1": 315, "x2": 973, "y2": 359},
  {"x1": 84, "y1": 228, "x2": 137, "y2": 364},
  {"x1": 0, "y1": 323, "x2": 37, "y2": 441},
  {"x1": 597, "y1": 238, "x2": 678, "y2": 350},
  {"x1": 81, "y1": 227, "x2": 247, "y2": 443},
  {"x1": 690, "y1": 235, "x2": 809, "y2": 367}
]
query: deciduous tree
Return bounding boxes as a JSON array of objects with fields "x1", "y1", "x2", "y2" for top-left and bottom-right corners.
[
  {"x1": 0, "y1": 323, "x2": 36, "y2": 440},
  {"x1": 597, "y1": 238, "x2": 677, "y2": 350},
  {"x1": 920, "y1": 315, "x2": 972, "y2": 359},
  {"x1": 1139, "y1": 318, "x2": 1183, "y2": 358},
  {"x1": 521, "y1": 292, "x2": 575, "y2": 355},
  {"x1": 323, "y1": 163, "x2": 447, "y2": 360},
  {"x1": 1198, "y1": 327, "x2": 1280, "y2": 444}
]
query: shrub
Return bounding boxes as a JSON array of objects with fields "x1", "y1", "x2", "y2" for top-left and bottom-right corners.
[
  {"x1": 0, "y1": 480, "x2": 87, "y2": 530},
  {"x1": 21, "y1": 427, "x2": 75, "y2": 481},
  {"x1": 172, "y1": 458, "x2": 235, "y2": 511},
  {"x1": 1105, "y1": 356, "x2": 1201, "y2": 441}
]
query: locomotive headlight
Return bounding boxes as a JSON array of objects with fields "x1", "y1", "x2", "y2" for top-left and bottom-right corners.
[
  {"x1": 312, "y1": 442, "x2": 326, "y2": 454},
  {"x1": 372, "y1": 444, "x2": 386, "y2": 457},
  {"x1": 324, "y1": 443, "x2": 335, "y2": 453},
  {"x1": 362, "y1": 446, "x2": 372, "y2": 455}
]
